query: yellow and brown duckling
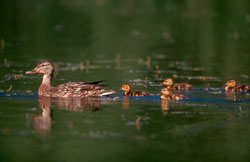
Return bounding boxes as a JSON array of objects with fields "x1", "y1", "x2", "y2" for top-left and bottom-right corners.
[
  {"x1": 161, "y1": 88, "x2": 186, "y2": 101},
  {"x1": 224, "y1": 79, "x2": 249, "y2": 92},
  {"x1": 26, "y1": 61, "x2": 116, "y2": 98},
  {"x1": 121, "y1": 84, "x2": 150, "y2": 97},
  {"x1": 162, "y1": 78, "x2": 194, "y2": 90}
]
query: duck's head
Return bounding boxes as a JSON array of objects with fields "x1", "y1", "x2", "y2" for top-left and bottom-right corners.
[
  {"x1": 162, "y1": 78, "x2": 173, "y2": 86},
  {"x1": 226, "y1": 79, "x2": 237, "y2": 88},
  {"x1": 121, "y1": 84, "x2": 131, "y2": 93},
  {"x1": 26, "y1": 61, "x2": 54, "y2": 75},
  {"x1": 161, "y1": 88, "x2": 170, "y2": 95}
]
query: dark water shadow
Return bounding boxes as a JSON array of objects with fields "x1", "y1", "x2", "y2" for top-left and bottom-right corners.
[{"x1": 0, "y1": 92, "x2": 38, "y2": 99}]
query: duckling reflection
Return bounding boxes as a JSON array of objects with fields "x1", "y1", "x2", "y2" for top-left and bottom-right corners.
[
  {"x1": 161, "y1": 99, "x2": 169, "y2": 115},
  {"x1": 135, "y1": 116, "x2": 141, "y2": 131},
  {"x1": 33, "y1": 97, "x2": 52, "y2": 137},
  {"x1": 238, "y1": 106, "x2": 242, "y2": 120},
  {"x1": 225, "y1": 92, "x2": 237, "y2": 100},
  {"x1": 121, "y1": 97, "x2": 130, "y2": 109}
]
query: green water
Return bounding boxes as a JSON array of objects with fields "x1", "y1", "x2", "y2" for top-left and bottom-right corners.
[{"x1": 1, "y1": 0, "x2": 250, "y2": 162}]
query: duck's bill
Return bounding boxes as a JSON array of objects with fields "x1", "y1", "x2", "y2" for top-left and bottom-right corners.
[
  {"x1": 26, "y1": 69, "x2": 39, "y2": 74},
  {"x1": 159, "y1": 83, "x2": 165, "y2": 86}
]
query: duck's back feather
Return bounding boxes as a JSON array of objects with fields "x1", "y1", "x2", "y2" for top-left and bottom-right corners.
[{"x1": 55, "y1": 82, "x2": 104, "y2": 91}]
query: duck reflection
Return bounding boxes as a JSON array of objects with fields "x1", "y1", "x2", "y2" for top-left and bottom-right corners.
[
  {"x1": 53, "y1": 97, "x2": 101, "y2": 112},
  {"x1": 33, "y1": 97, "x2": 53, "y2": 137},
  {"x1": 33, "y1": 96, "x2": 103, "y2": 137}
]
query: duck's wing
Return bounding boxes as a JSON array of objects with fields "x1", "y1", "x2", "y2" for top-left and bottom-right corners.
[
  {"x1": 55, "y1": 82, "x2": 105, "y2": 92},
  {"x1": 87, "y1": 80, "x2": 106, "y2": 85},
  {"x1": 51, "y1": 82, "x2": 115, "y2": 97},
  {"x1": 236, "y1": 85, "x2": 249, "y2": 92}
]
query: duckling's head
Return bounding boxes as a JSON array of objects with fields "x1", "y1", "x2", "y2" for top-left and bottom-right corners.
[
  {"x1": 161, "y1": 88, "x2": 170, "y2": 95},
  {"x1": 226, "y1": 79, "x2": 237, "y2": 88},
  {"x1": 162, "y1": 78, "x2": 173, "y2": 86},
  {"x1": 26, "y1": 61, "x2": 54, "y2": 75},
  {"x1": 121, "y1": 84, "x2": 131, "y2": 92}
]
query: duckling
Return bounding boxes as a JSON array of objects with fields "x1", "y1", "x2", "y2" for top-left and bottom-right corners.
[
  {"x1": 26, "y1": 61, "x2": 116, "y2": 98},
  {"x1": 161, "y1": 88, "x2": 186, "y2": 101},
  {"x1": 224, "y1": 79, "x2": 249, "y2": 92},
  {"x1": 121, "y1": 84, "x2": 150, "y2": 97},
  {"x1": 162, "y1": 78, "x2": 194, "y2": 90}
]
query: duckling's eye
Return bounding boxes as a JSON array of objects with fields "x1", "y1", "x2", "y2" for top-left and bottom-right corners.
[{"x1": 41, "y1": 64, "x2": 45, "y2": 67}]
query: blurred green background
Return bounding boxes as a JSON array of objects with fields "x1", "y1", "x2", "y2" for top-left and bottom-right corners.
[{"x1": 1, "y1": 0, "x2": 250, "y2": 82}]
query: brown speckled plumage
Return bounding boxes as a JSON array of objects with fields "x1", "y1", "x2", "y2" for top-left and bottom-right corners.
[
  {"x1": 160, "y1": 88, "x2": 186, "y2": 101},
  {"x1": 162, "y1": 78, "x2": 194, "y2": 90},
  {"x1": 26, "y1": 61, "x2": 116, "y2": 98},
  {"x1": 224, "y1": 79, "x2": 249, "y2": 92},
  {"x1": 121, "y1": 84, "x2": 150, "y2": 97}
]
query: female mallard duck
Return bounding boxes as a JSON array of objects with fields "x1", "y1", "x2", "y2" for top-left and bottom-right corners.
[
  {"x1": 26, "y1": 61, "x2": 116, "y2": 97},
  {"x1": 121, "y1": 84, "x2": 150, "y2": 97},
  {"x1": 161, "y1": 88, "x2": 186, "y2": 100},
  {"x1": 161, "y1": 78, "x2": 194, "y2": 90},
  {"x1": 224, "y1": 79, "x2": 249, "y2": 92}
]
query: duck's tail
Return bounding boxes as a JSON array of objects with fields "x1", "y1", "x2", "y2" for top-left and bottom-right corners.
[
  {"x1": 100, "y1": 90, "x2": 116, "y2": 96},
  {"x1": 88, "y1": 80, "x2": 109, "y2": 87}
]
